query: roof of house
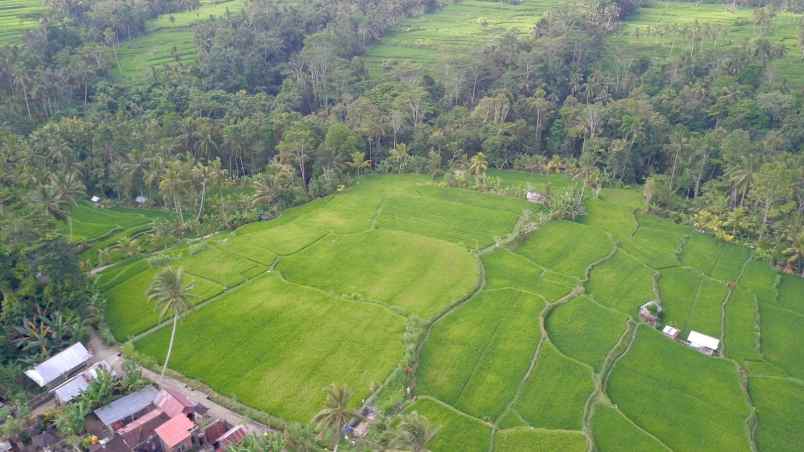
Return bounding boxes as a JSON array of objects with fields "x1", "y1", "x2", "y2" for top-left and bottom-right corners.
[
  {"x1": 91, "y1": 195, "x2": 101, "y2": 202},
  {"x1": 52, "y1": 361, "x2": 114, "y2": 404},
  {"x1": 117, "y1": 408, "x2": 169, "y2": 448},
  {"x1": 25, "y1": 342, "x2": 92, "y2": 387},
  {"x1": 95, "y1": 386, "x2": 160, "y2": 427},
  {"x1": 155, "y1": 388, "x2": 195, "y2": 417},
  {"x1": 216, "y1": 425, "x2": 247, "y2": 449},
  {"x1": 687, "y1": 330, "x2": 720, "y2": 350},
  {"x1": 662, "y1": 325, "x2": 679, "y2": 336},
  {"x1": 155, "y1": 415, "x2": 195, "y2": 449},
  {"x1": 204, "y1": 419, "x2": 229, "y2": 443}
]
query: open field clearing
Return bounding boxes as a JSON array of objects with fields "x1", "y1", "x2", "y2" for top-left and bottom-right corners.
[
  {"x1": 610, "y1": 2, "x2": 804, "y2": 87},
  {"x1": 546, "y1": 295, "x2": 628, "y2": 371},
  {"x1": 92, "y1": 173, "x2": 802, "y2": 450},
  {"x1": 136, "y1": 272, "x2": 405, "y2": 422},
  {"x1": 588, "y1": 249, "x2": 654, "y2": 317},
  {"x1": 364, "y1": 0, "x2": 559, "y2": 72},
  {"x1": 280, "y1": 229, "x2": 479, "y2": 318},
  {"x1": 64, "y1": 201, "x2": 171, "y2": 242},
  {"x1": 0, "y1": 0, "x2": 44, "y2": 45},
  {"x1": 417, "y1": 289, "x2": 543, "y2": 420},
  {"x1": 608, "y1": 327, "x2": 751, "y2": 452},
  {"x1": 494, "y1": 427, "x2": 587, "y2": 452},
  {"x1": 115, "y1": 0, "x2": 246, "y2": 83},
  {"x1": 750, "y1": 377, "x2": 804, "y2": 452},
  {"x1": 590, "y1": 404, "x2": 670, "y2": 452}
]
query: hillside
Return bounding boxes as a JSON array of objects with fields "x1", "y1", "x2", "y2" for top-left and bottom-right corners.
[
  {"x1": 99, "y1": 173, "x2": 803, "y2": 451},
  {"x1": 0, "y1": 0, "x2": 44, "y2": 45}
]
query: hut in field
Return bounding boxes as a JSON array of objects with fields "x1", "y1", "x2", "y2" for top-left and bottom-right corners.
[
  {"x1": 687, "y1": 330, "x2": 720, "y2": 355},
  {"x1": 526, "y1": 191, "x2": 547, "y2": 204},
  {"x1": 662, "y1": 325, "x2": 680, "y2": 340},
  {"x1": 25, "y1": 342, "x2": 92, "y2": 389},
  {"x1": 638, "y1": 300, "x2": 663, "y2": 327}
]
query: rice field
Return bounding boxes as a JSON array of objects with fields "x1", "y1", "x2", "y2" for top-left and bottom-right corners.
[
  {"x1": 97, "y1": 173, "x2": 801, "y2": 450},
  {"x1": 364, "y1": 0, "x2": 559, "y2": 73},
  {"x1": 115, "y1": 0, "x2": 246, "y2": 83},
  {"x1": 0, "y1": 0, "x2": 44, "y2": 45}
]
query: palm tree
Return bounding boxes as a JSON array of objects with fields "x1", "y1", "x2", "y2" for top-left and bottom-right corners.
[
  {"x1": 312, "y1": 384, "x2": 361, "y2": 451},
  {"x1": 146, "y1": 267, "x2": 193, "y2": 378},
  {"x1": 347, "y1": 151, "x2": 371, "y2": 177},
  {"x1": 469, "y1": 152, "x2": 488, "y2": 178},
  {"x1": 387, "y1": 412, "x2": 437, "y2": 452},
  {"x1": 783, "y1": 231, "x2": 804, "y2": 276},
  {"x1": 45, "y1": 171, "x2": 86, "y2": 240}
]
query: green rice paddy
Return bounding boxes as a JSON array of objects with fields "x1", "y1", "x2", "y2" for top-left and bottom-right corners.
[
  {"x1": 0, "y1": 0, "x2": 44, "y2": 45},
  {"x1": 99, "y1": 173, "x2": 801, "y2": 450}
]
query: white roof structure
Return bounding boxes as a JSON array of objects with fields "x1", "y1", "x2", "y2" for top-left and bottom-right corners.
[
  {"x1": 25, "y1": 342, "x2": 92, "y2": 387},
  {"x1": 91, "y1": 195, "x2": 101, "y2": 203},
  {"x1": 135, "y1": 195, "x2": 147, "y2": 204},
  {"x1": 662, "y1": 325, "x2": 679, "y2": 337},
  {"x1": 687, "y1": 330, "x2": 720, "y2": 350},
  {"x1": 52, "y1": 361, "x2": 115, "y2": 404}
]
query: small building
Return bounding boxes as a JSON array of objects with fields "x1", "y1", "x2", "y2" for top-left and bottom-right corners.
[
  {"x1": 214, "y1": 425, "x2": 247, "y2": 451},
  {"x1": 662, "y1": 325, "x2": 680, "y2": 340},
  {"x1": 155, "y1": 415, "x2": 195, "y2": 452},
  {"x1": 116, "y1": 408, "x2": 169, "y2": 448},
  {"x1": 95, "y1": 386, "x2": 160, "y2": 430},
  {"x1": 91, "y1": 195, "x2": 101, "y2": 204},
  {"x1": 52, "y1": 361, "x2": 115, "y2": 404},
  {"x1": 638, "y1": 301, "x2": 663, "y2": 327},
  {"x1": 134, "y1": 195, "x2": 147, "y2": 206},
  {"x1": 526, "y1": 191, "x2": 547, "y2": 204},
  {"x1": 25, "y1": 342, "x2": 92, "y2": 388},
  {"x1": 687, "y1": 330, "x2": 720, "y2": 355}
]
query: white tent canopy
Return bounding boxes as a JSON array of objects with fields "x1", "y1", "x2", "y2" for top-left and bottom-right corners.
[
  {"x1": 25, "y1": 342, "x2": 92, "y2": 387},
  {"x1": 687, "y1": 330, "x2": 720, "y2": 351}
]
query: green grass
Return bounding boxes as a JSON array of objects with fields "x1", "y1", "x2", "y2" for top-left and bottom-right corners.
[
  {"x1": 511, "y1": 341, "x2": 594, "y2": 430},
  {"x1": 515, "y1": 221, "x2": 613, "y2": 279},
  {"x1": 750, "y1": 377, "x2": 804, "y2": 452},
  {"x1": 64, "y1": 201, "x2": 171, "y2": 242},
  {"x1": 417, "y1": 289, "x2": 544, "y2": 420},
  {"x1": 588, "y1": 249, "x2": 655, "y2": 317},
  {"x1": 136, "y1": 273, "x2": 405, "y2": 422},
  {"x1": 115, "y1": 0, "x2": 247, "y2": 83},
  {"x1": 279, "y1": 229, "x2": 479, "y2": 318},
  {"x1": 494, "y1": 427, "x2": 587, "y2": 452},
  {"x1": 177, "y1": 243, "x2": 267, "y2": 287},
  {"x1": 105, "y1": 263, "x2": 224, "y2": 340},
  {"x1": 623, "y1": 214, "x2": 686, "y2": 269},
  {"x1": 546, "y1": 296, "x2": 629, "y2": 371},
  {"x1": 607, "y1": 327, "x2": 751, "y2": 452},
  {"x1": 482, "y1": 250, "x2": 576, "y2": 302},
  {"x1": 659, "y1": 267, "x2": 728, "y2": 334},
  {"x1": 777, "y1": 274, "x2": 804, "y2": 315},
  {"x1": 610, "y1": 2, "x2": 804, "y2": 88},
  {"x1": 758, "y1": 303, "x2": 804, "y2": 380},
  {"x1": 0, "y1": 0, "x2": 44, "y2": 45},
  {"x1": 487, "y1": 170, "x2": 574, "y2": 193},
  {"x1": 582, "y1": 188, "x2": 642, "y2": 240},
  {"x1": 724, "y1": 288, "x2": 761, "y2": 363},
  {"x1": 364, "y1": 0, "x2": 560, "y2": 72},
  {"x1": 591, "y1": 404, "x2": 669, "y2": 452},
  {"x1": 405, "y1": 398, "x2": 492, "y2": 452}
]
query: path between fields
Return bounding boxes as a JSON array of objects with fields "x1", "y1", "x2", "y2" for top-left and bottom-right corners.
[{"x1": 87, "y1": 334, "x2": 270, "y2": 435}]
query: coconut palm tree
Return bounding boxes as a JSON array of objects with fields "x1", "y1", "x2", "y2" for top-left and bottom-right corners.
[
  {"x1": 387, "y1": 412, "x2": 437, "y2": 452},
  {"x1": 312, "y1": 384, "x2": 360, "y2": 451},
  {"x1": 469, "y1": 152, "x2": 489, "y2": 178},
  {"x1": 347, "y1": 151, "x2": 371, "y2": 177},
  {"x1": 146, "y1": 267, "x2": 193, "y2": 378}
]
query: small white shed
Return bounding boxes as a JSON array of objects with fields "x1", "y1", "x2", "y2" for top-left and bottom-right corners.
[{"x1": 687, "y1": 330, "x2": 720, "y2": 352}]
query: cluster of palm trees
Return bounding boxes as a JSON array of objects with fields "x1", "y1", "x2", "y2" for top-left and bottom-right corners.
[{"x1": 30, "y1": 171, "x2": 86, "y2": 240}]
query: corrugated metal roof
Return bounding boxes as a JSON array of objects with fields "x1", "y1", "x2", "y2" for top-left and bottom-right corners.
[
  {"x1": 52, "y1": 361, "x2": 114, "y2": 404},
  {"x1": 25, "y1": 342, "x2": 92, "y2": 387},
  {"x1": 687, "y1": 330, "x2": 720, "y2": 350},
  {"x1": 95, "y1": 386, "x2": 160, "y2": 427},
  {"x1": 217, "y1": 425, "x2": 247, "y2": 450}
]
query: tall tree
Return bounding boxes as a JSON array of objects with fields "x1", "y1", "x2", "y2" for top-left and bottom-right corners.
[
  {"x1": 146, "y1": 267, "x2": 193, "y2": 378},
  {"x1": 313, "y1": 383, "x2": 360, "y2": 452}
]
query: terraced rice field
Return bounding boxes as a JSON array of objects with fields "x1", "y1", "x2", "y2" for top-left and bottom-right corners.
[
  {"x1": 0, "y1": 0, "x2": 44, "y2": 45},
  {"x1": 610, "y1": 2, "x2": 804, "y2": 88},
  {"x1": 115, "y1": 0, "x2": 246, "y2": 83},
  {"x1": 101, "y1": 173, "x2": 803, "y2": 450},
  {"x1": 364, "y1": 0, "x2": 559, "y2": 73}
]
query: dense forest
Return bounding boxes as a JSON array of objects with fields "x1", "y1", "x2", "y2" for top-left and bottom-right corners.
[{"x1": 0, "y1": 0, "x2": 802, "y2": 427}]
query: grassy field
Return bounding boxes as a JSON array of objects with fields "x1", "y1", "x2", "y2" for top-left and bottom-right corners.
[
  {"x1": 96, "y1": 172, "x2": 800, "y2": 450},
  {"x1": 64, "y1": 201, "x2": 171, "y2": 243},
  {"x1": 0, "y1": 0, "x2": 44, "y2": 45},
  {"x1": 610, "y1": 2, "x2": 804, "y2": 87},
  {"x1": 364, "y1": 0, "x2": 559, "y2": 72},
  {"x1": 115, "y1": 0, "x2": 246, "y2": 83}
]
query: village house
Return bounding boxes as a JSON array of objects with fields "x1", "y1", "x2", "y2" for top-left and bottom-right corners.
[
  {"x1": 638, "y1": 301, "x2": 663, "y2": 327},
  {"x1": 687, "y1": 330, "x2": 720, "y2": 356},
  {"x1": 25, "y1": 342, "x2": 92, "y2": 390},
  {"x1": 52, "y1": 361, "x2": 115, "y2": 405},
  {"x1": 526, "y1": 191, "x2": 548, "y2": 204}
]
